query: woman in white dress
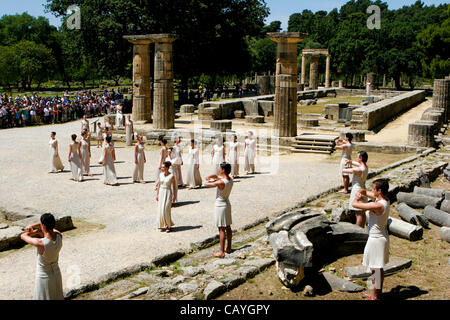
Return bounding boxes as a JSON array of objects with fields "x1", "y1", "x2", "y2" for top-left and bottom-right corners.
[
  {"x1": 133, "y1": 135, "x2": 146, "y2": 184},
  {"x1": 155, "y1": 139, "x2": 169, "y2": 186},
  {"x1": 68, "y1": 134, "x2": 83, "y2": 182},
  {"x1": 105, "y1": 117, "x2": 113, "y2": 132},
  {"x1": 335, "y1": 132, "x2": 353, "y2": 194},
  {"x1": 205, "y1": 163, "x2": 234, "y2": 258},
  {"x1": 211, "y1": 137, "x2": 225, "y2": 175},
  {"x1": 80, "y1": 130, "x2": 92, "y2": 176},
  {"x1": 227, "y1": 134, "x2": 239, "y2": 178},
  {"x1": 20, "y1": 213, "x2": 64, "y2": 300},
  {"x1": 352, "y1": 178, "x2": 390, "y2": 300},
  {"x1": 102, "y1": 135, "x2": 118, "y2": 186},
  {"x1": 49, "y1": 132, "x2": 64, "y2": 173},
  {"x1": 172, "y1": 136, "x2": 184, "y2": 186},
  {"x1": 156, "y1": 161, "x2": 177, "y2": 233},
  {"x1": 80, "y1": 115, "x2": 89, "y2": 134},
  {"x1": 343, "y1": 150, "x2": 369, "y2": 228},
  {"x1": 115, "y1": 103, "x2": 123, "y2": 129},
  {"x1": 96, "y1": 122, "x2": 103, "y2": 148},
  {"x1": 244, "y1": 131, "x2": 256, "y2": 174},
  {"x1": 125, "y1": 115, "x2": 134, "y2": 146},
  {"x1": 186, "y1": 139, "x2": 202, "y2": 189}
]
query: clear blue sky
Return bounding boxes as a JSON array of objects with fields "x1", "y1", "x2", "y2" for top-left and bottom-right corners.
[{"x1": 1, "y1": 0, "x2": 447, "y2": 30}]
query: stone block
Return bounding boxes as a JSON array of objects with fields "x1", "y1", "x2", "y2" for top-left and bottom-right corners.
[
  {"x1": 180, "y1": 104, "x2": 195, "y2": 114},
  {"x1": 413, "y1": 186, "x2": 445, "y2": 199},
  {"x1": 322, "y1": 272, "x2": 364, "y2": 292},
  {"x1": 440, "y1": 200, "x2": 450, "y2": 213},
  {"x1": 0, "y1": 226, "x2": 23, "y2": 251},
  {"x1": 12, "y1": 215, "x2": 74, "y2": 232},
  {"x1": 258, "y1": 100, "x2": 274, "y2": 117},
  {"x1": 234, "y1": 110, "x2": 245, "y2": 118},
  {"x1": 210, "y1": 120, "x2": 232, "y2": 132},
  {"x1": 298, "y1": 118, "x2": 319, "y2": 127},
  {"x1": 151, "y1": 249, "x2": 185, "y2": 267},
  {"x1": 245, "y1": 115, "x2": 264, "y2": 123},
  {"x1": 276, "y1": 261, "x2": 304, "y2": 288},
  {"x1": 344, "y1": 257, "x2": 412, "y2": 280},
  {"x1": 203, "y1": 280, "x2": 226, "y2": 300},
  {"x1": 397, "y1": 203, "x2": 429, "y2": 229}
]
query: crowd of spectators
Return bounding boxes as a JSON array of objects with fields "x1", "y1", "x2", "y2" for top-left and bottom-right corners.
[{"x1": 0, "y1": 89, "x2": 126, "y2": 129}]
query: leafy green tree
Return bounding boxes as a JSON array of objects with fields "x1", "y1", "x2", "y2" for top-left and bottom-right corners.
[
  {"x1": 0, "y1": 46, "x2": 20, "y2": 89},
  {"x1": 417, "y1": 5, "x2": 450, "y2": 80},
  {"x1": 12, "y1": 40, "x2": 57, "y2": 89}
]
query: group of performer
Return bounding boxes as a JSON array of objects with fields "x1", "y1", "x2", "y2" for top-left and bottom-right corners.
[{"x1": 335, "y1": 133, "x2": 390, "y2": 300}]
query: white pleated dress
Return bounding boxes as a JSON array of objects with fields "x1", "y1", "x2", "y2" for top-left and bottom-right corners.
[
  {"x1": 81, "y1": 119, "x2": 89, "y2": 133},
  {"x1": 125, "y1": 120, "x2": 133, "y2": 146},
  {"x1": 214, "y1": 178, "x2": 233, "y2": 227},
  {"x1": 103, "y1": 144, "x2": 118, "y2": 185},
  {"x1": 348, "y1": 164, "x2": 368, "y2": 211},
  {"x1": 158, "y1": 172, "x2": 175, "y2": 229},
  {"x1": 185, "y1": 147, "x2": 202, "y2": 188},
  {"x1": 80, "y1": 138, "x2": 90, "y2": 175},
  {"x1": 69, "y1": 142, "x2": 83, "y2": 181},
  {"x1": 155, "y1": 147, "x2": 169, "y2": 184},
  {"x1": 363, "y1": 199, "x2": 390, "y2": 269},
  {"x1": 172, "y1": 144, "x2": 183, "y2": 186},
  {"x1": 49, "y1": 139, "x2": 64, "y2": 172},
  {"x1": 244, "y1": 138, "x2": 256, "y2": 173},
  {"x1": 228, "y1": 141, "x2": 239, "y2": 176},
  {"x1": 133, "y1": 143, "x2": 145, "y2": 182},
  {"x1": 212, "y1": 144, "x2": 224, "y2": 174},
  {"x1": 340, "y1": 143, "x2": 352, "y2": 177},
  {"x1": 34, "y1": 234, "x2": 64, "y2": 300}
]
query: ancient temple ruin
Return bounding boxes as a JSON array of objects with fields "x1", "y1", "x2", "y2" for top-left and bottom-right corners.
[
  {"x1": 124, "y1": 34, "x2": 177, "y2": 128},
  {"x1": 301, "y1": 49, "x2": 331, "y2": 90}
]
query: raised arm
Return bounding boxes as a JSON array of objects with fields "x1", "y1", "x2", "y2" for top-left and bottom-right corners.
[
  {"x1": 352, "y1": 199, "x2": 385, "y2": 215},
  {"x1": 342, "y1": 166, "x2": 362, "y2": 175},
  {"x1": 205, "y1": 178, "x2": 225, "y2": 190}
]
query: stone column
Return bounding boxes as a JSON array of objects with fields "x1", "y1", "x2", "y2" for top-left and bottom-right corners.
[
  {"x1": 432, "y1": 78, "x2": 450, "y2": 122},
  {"x1": 123, "y1": 36, "x2": 153, "y2": 123},
  {"x1": 152, "y1": 34, "x2": 177, "y2": 130},
  {"x1": 309, "y1": 54, "x2": 319, "y2": 90},
  {"x1": 325, "y1": 54, "x2": 331, "y2": 88},
  {"x1": 301, "y1": 54, "x2": 306, "y2": 85},
  {"x1": 268, "y1": 32, "x2": 307, "y2": 137}
]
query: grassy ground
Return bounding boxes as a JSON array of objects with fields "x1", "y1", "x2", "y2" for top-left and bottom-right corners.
[
  {"x1": 298, "y1": 96, "x2": 366, "y2": 114},
  {"x1": 324, "y1": 151, "x2": 417, "y2": 169},
  {"x1": 219, "y1": 174, "x2": 450, "y2": 301}
]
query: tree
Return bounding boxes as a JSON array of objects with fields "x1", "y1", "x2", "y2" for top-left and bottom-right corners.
[
  {"x1": 0, "y1": 46, "x2": 20, "y2": 89},
  {"x1": 46, "y1": 0, "x2": 270, "y2": 88},
  {"x1": 12, "y1": 40, "x2": 56, "y2": 89},
  {"x1": 417, "y1": 5, "x2": 450, "y2": 80}
]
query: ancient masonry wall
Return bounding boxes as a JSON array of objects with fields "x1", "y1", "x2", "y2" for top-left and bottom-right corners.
[{"x1": 351, "y1": 90, "x2": 426, "y2": 130}]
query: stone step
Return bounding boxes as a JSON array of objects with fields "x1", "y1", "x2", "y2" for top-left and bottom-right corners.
[
  {"x1": 292, "y1": 145, "x2": 334, "y2": 151},
  {"x1": 290, "y1": 148, "x2": 333, "y2": 154},
  {"x1": 295, "y1": 135, "x2": 338, "y2": 143},
  {"x1": 293, "y1": 141, "x2": 334, "y2": 147}
]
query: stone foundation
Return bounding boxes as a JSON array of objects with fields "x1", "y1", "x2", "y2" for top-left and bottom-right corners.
[{"x1": 210, "y1": 120, "x2": 232, "y2": 132}]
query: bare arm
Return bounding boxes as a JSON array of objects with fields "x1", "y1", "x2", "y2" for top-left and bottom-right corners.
[
  {"x1": 171, "y1": 176, "x2": 177, "y2": 201},
  {"x1": 352, "y1": 199, "x2": 385, "y2": 215},
  {"x1": 357, "y1": 189, "x2": 377, "y2": 200},
  {"x1": 20, "y1": 231, "x2": 44, "y2": 254},
  {"x1": 205, "y1": 179, "x2": 225, "y2": 190},
  {"x1": 134, "y1": 145, "x2": 138, "y2": 164},
  {"x1": 206, "y1": 174, "x2": 219, "y2": 181},
  {"x1": 343, "y1": 166, "x2": 362, "y2": 175},
  {"x1": 156, "y1": 181, "x2": 160, "y2": 201},
  {"x1": 112, "y1": 148, "x2": 116, "y2": 161},
  {"x1": 68, "y1": 144, "x2": 72, "y2": 162}
]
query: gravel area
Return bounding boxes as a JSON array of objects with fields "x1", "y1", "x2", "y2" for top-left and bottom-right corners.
[{"x1": 0, "y1": 120, "x2": 341, "y2": 299}]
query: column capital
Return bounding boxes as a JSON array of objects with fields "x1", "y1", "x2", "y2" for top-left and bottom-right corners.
[
  {"x1": 123, "y1": 34, "x2": 178, "y2": 44},
  {"x1": 267, "y1": 32, "x2": 307, "y2": 43}
]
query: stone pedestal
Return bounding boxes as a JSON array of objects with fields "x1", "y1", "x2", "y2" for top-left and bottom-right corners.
[
  {"x1": 180, "y1": 104, "x2": 195, "y2": 114},
  {"x1": 245, "y1": 115, "x2": 265, "y2": 123},
  {"x1": 211, "y1": 120, "x2": 232, "y2": 132},
  {"x1": 309, "y1": 55, "x2": 320, "y2": 90},
  {"x1": 123, "y1": 37, "x2": 153, "y2": 123},
  {"x1": 257, "y1": 75, "x2": 271, "y2": 95},
  {"x1": 153, "y1": 35, "x2": 177, "y2": 129},
  {"x1": 338, "y1": 80, "x2": 344, "y2": 88},
  {"x1": 408, "y1": 121, "x2": 437, "y2": 147},
  {"x1": 298, "y1": 118, "x2": 319, "y2": 127},
  {"x1": 268, "y1": 32, "x2": 307, "y2": 137},
  {"x1": 367, "y1": 73, "x2": 376, "y2": 90}
]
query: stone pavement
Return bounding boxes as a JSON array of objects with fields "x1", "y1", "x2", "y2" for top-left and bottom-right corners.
[{"x1": 0, "y1": 120, "x2": 341, "y2": 299}]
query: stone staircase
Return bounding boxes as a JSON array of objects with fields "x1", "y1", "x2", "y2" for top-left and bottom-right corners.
[
  {"x1": 290, "y1": 133, "x2": 339, "y2": 154},
  {"x1": 350, "y1": 109, "x2": 365, "y2": 129}
]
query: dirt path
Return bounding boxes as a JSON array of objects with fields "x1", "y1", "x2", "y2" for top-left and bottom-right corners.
[{"x1": 366, "y1": 99, "x2": 432, "y2": 144}]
